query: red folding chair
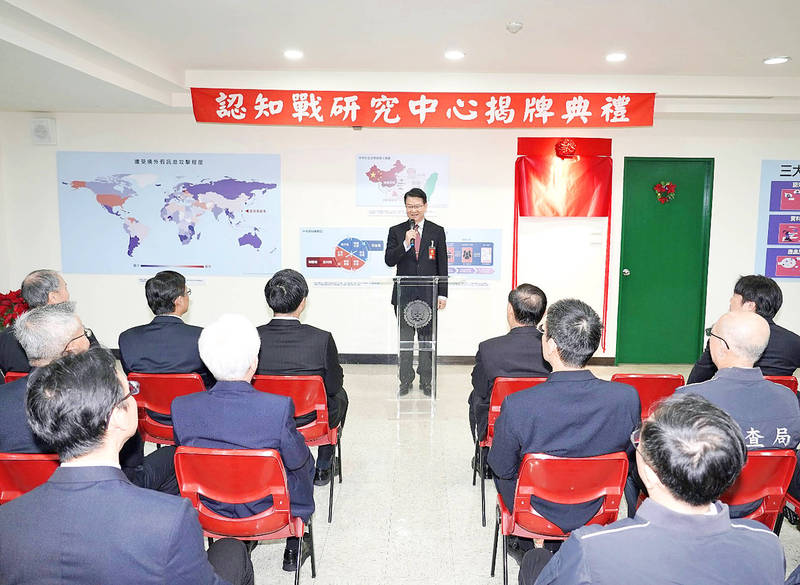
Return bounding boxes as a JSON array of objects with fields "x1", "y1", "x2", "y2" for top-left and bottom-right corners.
[
  {"x1": 128, "y1": 373, "x2": 205, "y2": 446},
  {"x1": 721, "y1": 449, "x2": 795, "y2": 533},
  {"x1": 175, "y1": 447, "x2": 315, "y2": 585},
  {"x1": 764, "y1": 375, "x2": 799, "y2": 394},
  {"x1": 252, "y1": 375, "x2": 341, "y2": 523},
  {"x1": 490, "y1": 451, "x2": 628, "y2": 585},
  {"x1": 0, "y1": 453, "x2": 59, "y2": 505},
  {"x1": 474, "y1": 377, "x2": 547, "y2": 526},
  {"x1": 610, "y1": 373, "x2": 684, "y2": 420},
  {"x1": 3, "y1": 372, "x2": 28, "y2": 384}
]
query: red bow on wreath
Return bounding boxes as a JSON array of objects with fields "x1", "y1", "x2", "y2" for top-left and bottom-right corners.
[{"x1": 653, "y1": 181, "x2": 677, "y2": 204}]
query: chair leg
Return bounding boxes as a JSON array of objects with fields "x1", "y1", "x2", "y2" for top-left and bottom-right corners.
[
  {"x1": 328, "y1": 467, "x2": 335, "y2": 523},
  {"x1": 472, "y1": 440, "x2": 479, "y2": 486},
  {"x1": 337, "y1": 439, "x2": 343, "y2": 484},
  {"x1": 207, "y1": 537, "x2": 214, "y2": 548},
  {"x1": 490, "y1": 507, "x2": 499, "y2": 577},
  {"x1": 295, "y1": 531, "x2": 303, "y2": 585},
  {"x1": 502, "y1": 534, "x2": 508, "y2": 585},
  {"x1": 308, "y1": 519, "x2": 317, "y2": 578},
  {"x1": 774, "y1": 512, "x2": 785, "y2": 536},
  {"x1": 480, "y1": 449, "x2": 487, "y2": 526}
]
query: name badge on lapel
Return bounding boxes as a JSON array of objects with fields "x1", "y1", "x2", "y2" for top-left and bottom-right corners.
[{"x1": 428, "y1": 242, "x2": 436, "y2": 260}]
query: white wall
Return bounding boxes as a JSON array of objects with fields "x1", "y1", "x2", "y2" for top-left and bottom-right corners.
[{"x1": 1, "y1": 110, "x2": 799, "y2": 358}]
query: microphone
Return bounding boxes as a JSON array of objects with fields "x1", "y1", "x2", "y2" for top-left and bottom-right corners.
[{"x1": 409, "y1": 218, "x2": 417, "y2": 250}]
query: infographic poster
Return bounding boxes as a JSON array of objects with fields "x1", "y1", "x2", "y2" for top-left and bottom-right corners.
[
  {"x1": 300, "y1": 227, "x2": 393, "y2": 279},
  {"x1": 356, "y1": 154, "x2": 449, "y2": 208},
  {"x1": 445, "y1": 228, "x2": 502, "y2": 280},
  {"x1": 57, "y1": 152, "x2": 281, "y2": 276},
  {"x1": 757, "y1": 161, "x2": 800, "y2": 278}
]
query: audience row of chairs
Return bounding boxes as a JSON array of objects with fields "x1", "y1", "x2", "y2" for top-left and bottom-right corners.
[
  {"x1": 473, "y1": 372, "x2": 800, "y2": 585},
  {"x1": 0, "y1": 371, "x2": 340, "y2": 585}
]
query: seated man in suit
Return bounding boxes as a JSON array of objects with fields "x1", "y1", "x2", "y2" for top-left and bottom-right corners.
[
  {"x1": 3, "y1": 303, "x2": 178, "y2": 494},
  {"x1": 256, "y1": 268, "x2": 349, "y2": 486},
  {"x1": 119, "y1": 270, "x2": 215, "y2": 400},
  {"x1": 677, "y1": 310, "x2": 800, "y2": 511},
  {"x1": 488, "y1": 298, "x2": 640, "y2": 557},
  {"x1": 0, "y1": 269, "x2": 75, "y2": 377},
  {"x1": 0, "y1": 347, "x2": 253, "y2": 585},
  {"x1": 522, "y1": 394, "x2": 785, "y2": 585},
  {"x1": 172, "y1": 313, "x2": 315, "y2": 573},
  {"x1": 468, "y1": 283, "x2": 551, "y2": 476},
  {"x1": 688, "y1": 274, "x2": 800, "y2": 383}
]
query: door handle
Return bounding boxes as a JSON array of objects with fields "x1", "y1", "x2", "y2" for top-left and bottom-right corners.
[{"x1": 622, "y1": 268, "x2": 631, "y2": 276}]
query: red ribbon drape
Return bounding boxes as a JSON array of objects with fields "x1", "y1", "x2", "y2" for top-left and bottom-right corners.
[{"x1": 512, "y1": 138, "x2": 613, "y2": 350}]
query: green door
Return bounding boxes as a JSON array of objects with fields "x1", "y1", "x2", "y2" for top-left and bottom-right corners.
[{"x1": 616, "y1": 158, "x2": 714, "y2": 363}]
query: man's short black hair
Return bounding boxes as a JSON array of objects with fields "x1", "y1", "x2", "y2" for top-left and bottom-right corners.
[
  {"x1": 508, "y1": 284, "x2": 547, "y2": 326},
  {"x1": 265, "y1": 269, "x2": 308, "y2": 314},
  {"x1": 26, "y1": 347, "x2": 126, "y2": 461},
  {"x1": 734, "y1": 275, "x2": 783, "y2": 319},
  {"x1": 145, "y1": 271, "x2": 186, "y2": 315},
  {"x1": 403, "y1": 188, "x2": 427, "y2": 204},
  {"x1": 544, "y1": 299, "x2": 601, "y2": 367},
  {"x1": 640, "y1": 394, "x2": 747, "y2": 507}
]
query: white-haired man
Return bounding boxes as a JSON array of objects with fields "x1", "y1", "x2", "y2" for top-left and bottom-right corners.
[
  {"x1": 0, "y1": 303, "x2": 177, "y2": 494},
  {"x1": 171, "y1": 313, "x2": 315, "y2": 573}
]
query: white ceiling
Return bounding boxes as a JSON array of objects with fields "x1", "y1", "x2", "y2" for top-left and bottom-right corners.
[{"x1": 2, "y1": 0, "x2": 800, "y2": 113}]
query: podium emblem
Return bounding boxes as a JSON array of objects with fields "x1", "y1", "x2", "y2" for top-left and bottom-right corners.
[{"x1": 403, "y1": 299, "x2": 432, "y2": 329}]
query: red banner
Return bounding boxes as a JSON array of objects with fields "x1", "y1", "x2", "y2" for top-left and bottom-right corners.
[{"x1": 191, "y1": 88, "x2": 654, "y2": 129}]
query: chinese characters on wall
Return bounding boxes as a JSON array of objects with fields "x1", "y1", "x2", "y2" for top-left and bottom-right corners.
[{"x1": 191, "y1": 89, "x2": 655, "y2": 129}]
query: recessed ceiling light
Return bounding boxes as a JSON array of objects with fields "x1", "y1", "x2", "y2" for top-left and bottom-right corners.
[
  {"x1": 763, "y1": 56, "x2": 790, "y2": 65},
  {"x1": 606, "y1": 52, "x2": 627, "y2": 63},
  {"x1": 506, "y1": 21, "x2": 523, "y2": 34},
  {"x1": 283, "y1": 49, "x2": 303, "y2": 60},
  {"x1": 445, "y1": 49, "x2": 465, "y2": 61}
]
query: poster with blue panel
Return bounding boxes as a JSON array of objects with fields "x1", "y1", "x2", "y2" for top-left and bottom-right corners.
[
  {"x1": 300, "y1": 227, "x2": 393, "y2": 279},
  {"x1": 757, "y1": 160, "x2": 800, "y2": 278},
  {"x1": 57, "y1": 152, "x2": 281, "y2": 275},
  {"x1": 445, "y1": 228, "x2": 502, "y2": 280}
]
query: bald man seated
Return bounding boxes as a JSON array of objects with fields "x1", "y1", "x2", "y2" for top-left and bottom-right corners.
[{"x1": 677, "y1": 310, "x2": 800, "y2": 513}]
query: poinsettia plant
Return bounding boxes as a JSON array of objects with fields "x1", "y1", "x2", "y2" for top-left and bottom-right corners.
[
  {"x1": 0, "y1": 289, "x2": 29, "y2": 329},
  {"x1": 653, "y1": 181, "x2": 677, "y2": 204}
]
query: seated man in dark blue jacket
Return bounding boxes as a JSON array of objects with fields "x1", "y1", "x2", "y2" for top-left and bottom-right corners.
[
  {"x1": 688, "y1": 274, "x2": 800, "y2": 383},
  {"x1": 0, "y1": 347, "x2": 252, "y2": 585},
  {"x1": 172, "y1": 313, "x2": 315, "y2": 573},
  {"x1": 119, "y1": 270, "x2": 215, "y2": 413},
  {"x1": 488, "y1": 299, "x2": 639, "y2": 557},
  {"x1": 256, "y1": 268, "x2": 348, "y2": 486},
  {"x1": 522, "y1": 395, "x2": 785, "y2": 585}
]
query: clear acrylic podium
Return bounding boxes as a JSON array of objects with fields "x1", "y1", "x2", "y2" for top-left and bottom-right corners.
[{"x1": 394, "y1": 275, "x2": 441, "y2": 400}]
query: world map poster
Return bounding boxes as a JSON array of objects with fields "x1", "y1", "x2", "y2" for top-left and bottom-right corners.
[{"x1": 57, "y1": 152, "x2": 281, "y2": 276}]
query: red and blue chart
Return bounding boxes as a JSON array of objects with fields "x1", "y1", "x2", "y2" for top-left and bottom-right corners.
[
  {"x1": 300, "y1": 227, "x2": 392, "y2": 278},
  {"x1": 307, "y1": 237, "x2": 384, "y2": 271}
]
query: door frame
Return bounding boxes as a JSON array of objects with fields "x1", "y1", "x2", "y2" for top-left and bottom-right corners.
[{"x1": 615, "y1": 157, "x2": 715, "y2": 363}]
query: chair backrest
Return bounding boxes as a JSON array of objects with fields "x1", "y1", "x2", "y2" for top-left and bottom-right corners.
[
  {"x1": 0, "y1": 453, "x2": 59, "y2": 505},
  {"x1": 251, "y1": 375, "x2": 331, "y2": 442},
  {"x1": 764, "y1": 375, "x2": 799, "y2": 394},
  {"x1": 128, "y1": 373, "x2": 205, "y2": 444},
  {"x1": 175, "y1": 446, "x2": 297, "y2": 538},
  {"x1": 486, "y1": 377, "x2": 547, "y2": 444},
  {"x1": 610, "y1": 373, "x2": 684, "y2": 419},
  {"x1": 513, "y1": 451, "x2": 629, "y2": 535},
  {"x1": 3, "y1": 371, "x2": 28, "y2": 384},
  {"x1": 721, "y1": 449, "x2": 796, "y2": 530}
]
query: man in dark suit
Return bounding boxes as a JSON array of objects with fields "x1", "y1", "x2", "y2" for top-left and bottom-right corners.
[
  {"x1": 0, "y1": 269, "x2": 75, "y2": 378},
  {"x1": 2, "y1": 303, "x2": 178, "y2": 495},
  {"x1": 688, "y1": 274, "x2": 800, "y2": 383},
  {"x1": 119, "y1": 270, "x2": 215, "y2": 401},
  {"x1": 172, "y1": 313, "x2": 315, "y2": 574},
  {"x1": 0, "y1": 347, "x2": 253, "y2": 585},
  {"x1": 468, "y1": 283, "x2": 551, "y2": 449},
  {"x1": 256, "y1": 268, "x2": 349, "y2": 486},
  {"x1": 384, "y1": 187, "x2": 448, "y2": 396},
  {"x1": 488, "y1": 299, "x2": 640, "y2": 559}
]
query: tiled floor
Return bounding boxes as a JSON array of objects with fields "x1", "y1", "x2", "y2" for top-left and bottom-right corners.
[{"x1": 238, "y1": 363, "x2": 800, "y2": 584}]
